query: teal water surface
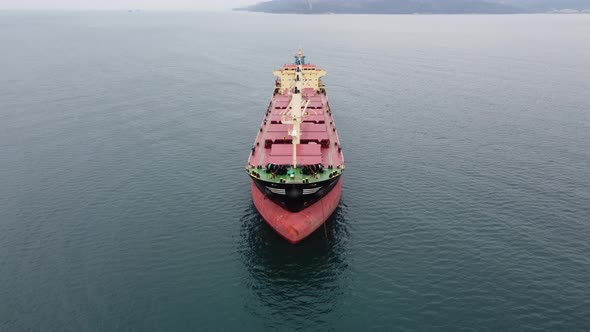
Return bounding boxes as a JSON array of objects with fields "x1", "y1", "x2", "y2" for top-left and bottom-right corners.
[{"x1": 1, "y1": 11, "x2": 590, "y2": 331}]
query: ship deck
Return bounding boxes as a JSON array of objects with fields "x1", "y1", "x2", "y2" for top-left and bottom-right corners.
[{"x1": 248, "y1": 88, "x2": 344, "y2": 171}]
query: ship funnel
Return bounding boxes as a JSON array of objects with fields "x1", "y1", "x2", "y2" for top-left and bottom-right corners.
[{"x1": 295, "y1": 49, "x2": 306, "y2": 65}]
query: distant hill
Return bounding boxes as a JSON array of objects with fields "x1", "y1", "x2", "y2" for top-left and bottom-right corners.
[
  {"x1": 235, "y1": 0, "x2": 590, "y2": 14},
  {"x1": 490, "y1": 0, "x2": 590, "y2": 12}
]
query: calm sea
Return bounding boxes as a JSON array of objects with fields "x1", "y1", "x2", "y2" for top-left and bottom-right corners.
[{"x1": 1, "y1": 11, "x2": 589, "y2": 331}]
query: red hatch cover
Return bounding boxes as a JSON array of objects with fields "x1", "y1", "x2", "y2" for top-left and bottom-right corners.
[{"x1": 268, "y1": 144, "x2": 322, "y2": 165}]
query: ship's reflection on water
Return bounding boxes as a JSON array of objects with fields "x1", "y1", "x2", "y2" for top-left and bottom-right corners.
[{"x1": 238, "y1": 202, "x2": 350, "y2": 330}]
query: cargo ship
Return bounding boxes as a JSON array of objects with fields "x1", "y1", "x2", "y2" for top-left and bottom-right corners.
[{"x1": 246, "y1": 50, "x2": 345, "y2": 244}]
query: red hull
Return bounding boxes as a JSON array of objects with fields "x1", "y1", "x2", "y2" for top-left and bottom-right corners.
[{"x1": 251, "y1": 180, "x2": 342, "y2": 244}]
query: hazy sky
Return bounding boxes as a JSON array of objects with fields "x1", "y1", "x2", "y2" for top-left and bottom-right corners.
[{"x1": 0, "y1": 0, "x2": 261, "y2": 10}]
